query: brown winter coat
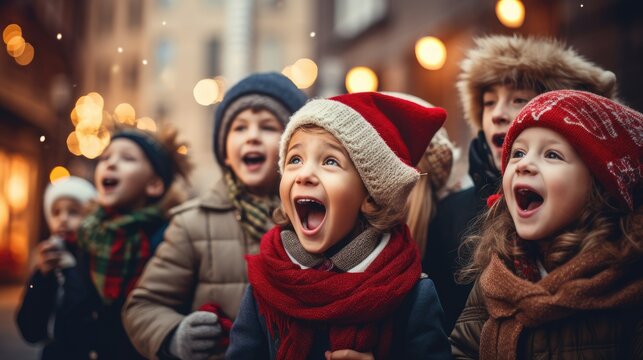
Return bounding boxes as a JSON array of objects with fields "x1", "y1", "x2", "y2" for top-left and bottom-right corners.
[
  {"x1": 450, "y1": 252, "x2": 643, "y2": 359},
  {"x1": 122, "y1": 181, "x2": 259, "y2": 359}
]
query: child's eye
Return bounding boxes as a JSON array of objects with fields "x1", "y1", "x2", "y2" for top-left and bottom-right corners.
[
  {"x1": 483, "y1": 100, "x2": 496, "y2": 107},
  {"x1": 545, "y1": 151, "x2": 563, "y2": 160},
  {"x1": 262, "y1": 125, "x2": 281, "y2": 132},
  {"x1": 231, "y1": 124, "x2": 246, "y2": 132},
  {"x1": 324, "y1": 158, "x2": 339, "y2": 166},
  {"x1": 511, "y1": 149, "x2": 526, "y2": 158},
  {"x1": 287, "y1": 156, "x2": 301, "y2": 165},
  {"x1": 513, "y1": 97, "x2": 531, "y2": 105}
]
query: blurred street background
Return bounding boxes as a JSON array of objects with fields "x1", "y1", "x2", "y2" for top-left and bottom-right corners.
[{"x1": 1, "y1": 0, "x2": 642, "y2": 357}]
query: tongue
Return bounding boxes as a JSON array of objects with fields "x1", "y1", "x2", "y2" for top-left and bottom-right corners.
[
  {"x1": 307, "y1": 210, "x2": 324, "y2": 230},
  {"x1": 527, "y1": 200, "x2": 542, "y2": 211}
]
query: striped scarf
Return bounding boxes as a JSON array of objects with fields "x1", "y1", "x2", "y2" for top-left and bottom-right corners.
[
  {"x1": 224, "y1": 170, "x2": 279, "y2": 243},
  {"x1": 77, "y1": 206, "x2": 166, "y2": 304}
]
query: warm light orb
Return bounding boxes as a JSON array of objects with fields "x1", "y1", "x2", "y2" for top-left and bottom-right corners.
[
  {"x1": 49, "y1": 166, "x2": 70, "y2": 183},
  {"x1": 114, "y1": 103, "x2": 136, "y2": 125},
  {"x1": 177, "y1": 145, "x2": 188, "y2": 155},
  {"x1": 14, "y1": 43, "x2": 34, "y2": 66},
  {"x1": 345, "y1": 66, "x2": 378, "y2": 93},
  {"x1": 415, "y1": 36, "x2": 447, "y2": 70},
  {"x1": 136, "y1": 117, "x2": 157, "y2": 132},
  {"x1": 193, "y1": 79, "x2": 219, "y2": 106},
  {"x1": 290, "y1": 58, "x2": 318, "y2": 89},
  {"x1": 66, "y1": 132, "x2": 82, "y2": 156},
  {"x1": 3, "y1": 24, "x2": 21, "y2": 44},
  {"x1": 496, "y1": 0, "x2": 525, "y2": 28},
  {"x1": 79, "y1": 135, "x2": 102, "y2": 159},
  {"x1": 7, "y1": 35, "x2": 26, "y2": 57}
]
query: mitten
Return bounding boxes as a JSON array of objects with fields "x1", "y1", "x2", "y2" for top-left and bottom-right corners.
[{"x1": 169, "y1": 311, "x2": 222, "y2": 360}]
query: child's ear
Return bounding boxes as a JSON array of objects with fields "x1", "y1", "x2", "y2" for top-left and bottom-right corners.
[
  {"x1": 360, "y1": 196, "x2": 377, "y2": 214},
  {"x1": 145, "y1": 176, "x2": 165, "y2": 198}
]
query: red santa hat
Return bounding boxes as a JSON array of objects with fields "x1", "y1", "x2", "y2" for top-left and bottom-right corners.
[
  {"x1": 502, "y1": 90, "x2": 642, "y2": 210},
  {"x1": 279, "y1": 92, "x2": 447, "y2": 210}
]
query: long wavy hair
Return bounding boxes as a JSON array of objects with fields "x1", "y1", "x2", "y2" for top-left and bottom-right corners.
[{"x1": 457, "y1": 180, "x2": 642, "y2": 284}]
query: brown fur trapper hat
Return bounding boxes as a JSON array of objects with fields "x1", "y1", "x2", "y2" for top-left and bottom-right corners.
[{"x1": 457, "y1": 35, "x2": 618, "y2": 131}]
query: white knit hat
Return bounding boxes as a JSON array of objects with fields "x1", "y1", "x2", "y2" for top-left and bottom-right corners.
[
  {"x1": 44, "y1": 176, "x2": 96, "y2": 225},
  {"x1": 279, "y1": 92, "x2": 446, "y2": 210}
]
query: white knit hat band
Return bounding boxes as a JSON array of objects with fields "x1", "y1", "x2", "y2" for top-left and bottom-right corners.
[
  {"x1": 44, "y1": 176, "x2": 97, "y2": 225},
  {"x1": 280, "y1": 99, "x2": 419, "y2": 208}
]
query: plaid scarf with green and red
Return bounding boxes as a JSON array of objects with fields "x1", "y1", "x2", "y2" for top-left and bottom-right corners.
[{"x1": 77, "y1": 206, "x2": 166, "y2": 304}]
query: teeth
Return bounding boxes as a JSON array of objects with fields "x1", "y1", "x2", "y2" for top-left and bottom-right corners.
[{"x1": 296, "y1": 198, "x2": 322, "y2": 205}]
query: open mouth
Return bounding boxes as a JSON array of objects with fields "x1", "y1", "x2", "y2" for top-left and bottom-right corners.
[
  {"x1": 514, "y1": 187, "x2": 543, "y2": 212},
  {"x1": 294, "y1": 197, "x2": 326, "y2": 233},
  {"x1": 242, "y1": 152, "x2": 266, "y2": 168},
  {"x1": 492, "y1": 133, "x2": 506, "y2": 148},
  {"x1": 102, "y1": 177, "x2": 119, "y2": 192}
]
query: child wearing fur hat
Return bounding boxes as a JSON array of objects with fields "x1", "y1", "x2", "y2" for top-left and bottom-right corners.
[
  {"x1": 16, "y1": 176, "x2": 96, "y2": 359},
  {"x1": 424, "y1": 34, "x2": 620, "y2": 332},
  {"x1": 54, "y1": 125, "x2": 191, "y2": 359},
  {"x1": 123, "y1": 72, "x2": 307, "y2": 360},
  {"x1": 226, "y1": 92, "x2": 452, "y2": 359},
  {"x1": 450, "y1": 90, "x2": 643, "y2": 359}
]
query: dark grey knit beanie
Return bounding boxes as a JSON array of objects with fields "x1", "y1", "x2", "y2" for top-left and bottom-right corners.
[{"x1": 213, "y1": 72, "x2": 307, "y2": 167}]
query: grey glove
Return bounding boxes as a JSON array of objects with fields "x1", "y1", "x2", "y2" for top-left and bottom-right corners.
[{"x1": 169, "y1": 311, "x2": 222, "y2": 360}]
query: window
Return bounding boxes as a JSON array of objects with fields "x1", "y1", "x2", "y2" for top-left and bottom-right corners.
[
  {"x1": 155, "y1": 38, "x2": 174, "y2": 76},
  {"x1": 128, "y1": 0, "x2": 144, "y2": 29},
  {"x1": 334, "y1": 0, "x2": 387, "y2": 38},
  {"x1": 206, "y1": 38, "x2": 222, "y2": 77},
  {"x1": 257, "y1": 37, "x2": 282, "y2": 72},
  {"x1": 96, "y1": 0, "x2": 115, "y2": 35}
]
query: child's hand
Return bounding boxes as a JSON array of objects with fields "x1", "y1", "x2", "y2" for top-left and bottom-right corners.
[
  {"x1": 325, "y1": 350, "x2": 374, "y2": 360},
  {"x1": 35, "y1": 239, "x2": 63, "y2": 275}
]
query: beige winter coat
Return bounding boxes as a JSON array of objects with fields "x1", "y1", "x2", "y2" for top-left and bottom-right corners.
[{"x1": 122, "y1": 181, "x2": 259, "y2": 359}]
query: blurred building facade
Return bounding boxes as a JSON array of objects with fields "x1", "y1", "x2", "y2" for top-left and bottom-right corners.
[
  {"x1": 0, "y1": 0, "x2": 87, "y2": 281},
  {"x1": 80, "y1": 0, "x2": 315, "y2": 193},
  {"x1": 314, "y1": 0, "x2": 643, "y2": 185}
]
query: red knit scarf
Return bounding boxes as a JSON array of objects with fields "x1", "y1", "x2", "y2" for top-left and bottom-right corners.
[
  {"x1": 479, "y1": 250, "x2": 643, "y2": 360},
  {"x1": 247, "y1": 224, "x2": 421, "y2": 360}
]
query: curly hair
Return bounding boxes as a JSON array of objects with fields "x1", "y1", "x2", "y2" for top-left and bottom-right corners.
[
  {"x1": 273, "y1": 125, "x2": 404, "y2": 232},
  {"x1": 457, "y1": 181, "x2": 642, "y2": 284}
]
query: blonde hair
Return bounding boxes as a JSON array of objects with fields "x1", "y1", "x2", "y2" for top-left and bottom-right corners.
[
  {"x1": 273, "y1": 125, "x2": 404, "y2": 232},
  {"x1": 405, "y1": 128, "x2": 455, "y2": 257},
  {"x1": 457, "y1": 181, "x2": 642, "y2": 284}
]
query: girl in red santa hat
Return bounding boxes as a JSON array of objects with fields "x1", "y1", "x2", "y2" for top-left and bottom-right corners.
[
  {"x1": 451, "y1": 90, "x2": 643, "y2": 359},
  {"x1": 227, "y1": 92, "x2": 452, "y2": 359}
]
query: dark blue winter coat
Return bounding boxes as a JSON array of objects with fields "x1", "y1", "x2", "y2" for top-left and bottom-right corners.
[{"x1": 226, "y1": 278, "x2": 452, "y2": 360}]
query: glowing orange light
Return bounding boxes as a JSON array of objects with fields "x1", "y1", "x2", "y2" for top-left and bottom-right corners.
[
  {"x1": 49, "y1": 166, "x2": 71, "y2": 183},
  {"x1": 496, "y1": 0, "x2": 525, "y2": 28},
  {"x1": 415, "y1": 36, "x2": 447, "y2": 70},
  {"x1": 345, "y1": 66, "x2": 378, "y2": 93}
]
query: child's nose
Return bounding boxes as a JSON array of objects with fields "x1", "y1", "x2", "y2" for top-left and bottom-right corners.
[
  {"x1": 295, "y1": 164, "x2": 319, "y2": 185},
  {"x1": 515, "y1": 156, "x2": 537, "y2": 174},
  {"x1": 491, "y1": 102, "x2": 511, "y2": 125},
  {"x1": 246, "y1": 125, "x2": 261, "y2": 143}
]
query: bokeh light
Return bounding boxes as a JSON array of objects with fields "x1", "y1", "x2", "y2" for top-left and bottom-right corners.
[
  {"x1": 415, "y1": 36, "x2": 447, "y2": 70},
  {"x1": 290, "y1": 58, "x2": 318, "y2": 89},
  {"x1": 193, "y1": 79, "x2": 219, "y2": 106},
  {"x1": 49, "y1": 166, "x2": 70, "y2": 183},
  {"x1": 14, "y1": 43, "x2": 34, "y2": 65},
  {"x1": 66, "y1": 132, "x2": 82, "y2": 156},
  {"x1": 136, "y1": 117, "x2": 157, "y2": 132},
  {"x1": 496, "y1": 0, "x2": 525, "y2": 28},
  {"x1": 114, "y1": 103, "x2": 136, "y2": 125},
  {"x1": 345, "y1": 66, "x2": 378, "y2": 93},
  {"x1": 2, "y1": 24, "x2": 21, "y2": 44}
]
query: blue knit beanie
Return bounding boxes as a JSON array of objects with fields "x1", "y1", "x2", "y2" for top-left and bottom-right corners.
[{"x1": 213, "y1": 72, "x2": 307, "y2": 167}]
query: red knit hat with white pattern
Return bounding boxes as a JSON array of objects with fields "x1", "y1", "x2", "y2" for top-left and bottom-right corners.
[
  {"x1": 502, "y1": 90, "x2": 643, "y2": 210},
  {"x1": 279, "y1": 92, "x2": 447, "y2": 210}
]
